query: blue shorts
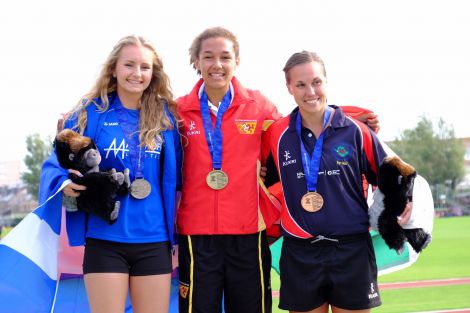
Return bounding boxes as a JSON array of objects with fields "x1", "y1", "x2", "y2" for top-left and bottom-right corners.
[
  {"x1": 83, "y1": 238, "x2": 172, "y2": 276},
  {"x1": 279, "y1": 232, "x2": 381, "y2": 311}
]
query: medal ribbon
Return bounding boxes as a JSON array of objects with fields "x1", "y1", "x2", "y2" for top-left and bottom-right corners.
[
  {"x1": 114, "y1": 96, "x2": 145, "y2": 180},
  {"x1": 295, "y1": 106, "x2": 332, "y2": 192},
  {"x1": 200, "y1": 89, "x2": 232, "y2": 170}
]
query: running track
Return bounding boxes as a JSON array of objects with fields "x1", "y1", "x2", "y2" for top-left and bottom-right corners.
[
  {"x1": 271, "y1": 277, "x2": 470, "y2": 296},
  {"x1": 272, "y1": 278, "x2": 470, "y2": 312},
  {"x1": 379, "y1": 277, "x2": 470, "y2": 290}
]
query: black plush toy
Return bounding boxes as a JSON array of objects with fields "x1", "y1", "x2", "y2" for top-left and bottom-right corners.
[
  {"x1": 55, "y1": 129, "x2": 130, "y2": 224},
  {"x1": 376, "y1": 155, "x2": 431, "y2": 253}
]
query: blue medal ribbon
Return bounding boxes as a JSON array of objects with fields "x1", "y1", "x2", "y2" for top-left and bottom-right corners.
[
  {"x1": 114, "y1": 96, "x2": 145, "y2": 179},
  {"x1": 200, "y1": 89, "x2": 232, "y2": 170},
  {"x1": 295, "y1": 106, "x2": 332, "y2": 192}
]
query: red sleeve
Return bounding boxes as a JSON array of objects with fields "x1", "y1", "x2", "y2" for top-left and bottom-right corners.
[{"x1": 341, "y1": 105, "x2": 379, "y2": 134}]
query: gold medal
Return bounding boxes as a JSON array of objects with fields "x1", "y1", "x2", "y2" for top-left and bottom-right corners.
[
  {"x1": 130, "y1": 178, "x2": 152, "y2": 199},
  {"x1": 301, "y1": 191, "x2": 323, "y2": 212},
  {"x1": 206, "y1": 170, "x2": 228, "y2": 190}
]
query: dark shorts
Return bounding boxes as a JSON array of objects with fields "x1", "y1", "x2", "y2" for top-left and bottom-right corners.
[
  {"x1": 178, "y1": 231, "x2": 272, "y2": 313},
  {"x1": 83, "y1": 238, "x2": 172, "y2": 276},
  {"x1": 279, "y1": 232, "x2": 381, "y2": 311}
]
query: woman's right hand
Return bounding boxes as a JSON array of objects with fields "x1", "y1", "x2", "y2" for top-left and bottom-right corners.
[
  {"x1": 63, "y1": 169, "x2": 86, "y2": 197},
  {"x1": 63, "y1": 182, "x2": 86, "y2": 197}
]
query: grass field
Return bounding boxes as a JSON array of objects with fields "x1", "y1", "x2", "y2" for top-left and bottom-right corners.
[
  {"x1": 271, "y1": 216, "x2": 470, "y2": 313},
  {"x1": 0, "y1": 226, "x2": 12, "y2": 240}
]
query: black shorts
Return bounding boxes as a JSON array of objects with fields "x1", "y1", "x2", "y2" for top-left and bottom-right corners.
[
  {"x1": 279, "y1": 232, "x2": 381, "y2": 311},
  {"x1": 83, "y1": 238, "x2": 172, "y2": 276},
  {"x1": 178, "y1": 231, "x2": 272, "y2": 313}
]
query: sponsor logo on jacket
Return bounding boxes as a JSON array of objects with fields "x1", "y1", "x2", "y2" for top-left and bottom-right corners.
[
  {"x1": 297, "y1": 169, "x2": 341, "y2": 179},
  {"x1": 235, "y1": 119, "x2": 257, "y2": 134},
  {"x1": 104, "y1": 122, "x2": 119, "y2": 126},
  {"x1": 186, "y1": 120, "x2": 201, "y2": 136},
  {"x1": 282, "y1": 150, "x2": 297, "y2": 166},
  {"x1": 332, "y1": 143, "x2": 354, "y2": 161}
]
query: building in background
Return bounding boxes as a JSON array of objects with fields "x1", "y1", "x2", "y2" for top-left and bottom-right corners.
[
  {"x1": 460, "y1": 137, "x2": 470, "y2": 189},
  {"x1": 0, "y1": 161, "x2": 21, "y2": 186},
  {"x1": 448, "y1": 137, "x2": 470, "y2": 216},
  {"x1": 0, "y1": 160, "x2": 37, "y2": 226}
]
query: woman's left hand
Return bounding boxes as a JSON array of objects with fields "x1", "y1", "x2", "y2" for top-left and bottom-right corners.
[
  {"x1": 356, "y1": 112, "x2": 380, "y2": 133},
  {"x1": 397, "y1": 202, "x2": 413, "y2": 227},
  {"x1": 259, "y1": 166, "x2": 267, "y2": 182}
]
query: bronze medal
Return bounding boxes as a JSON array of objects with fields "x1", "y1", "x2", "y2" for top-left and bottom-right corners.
[
  {"x1": 206, "y1": 170, "x2": 228, "y2": 190},
  {"x1": 130, "y1": 178, "x2": 152, "y2": 199},
  {"x1": 301, "y1": 191, "x2": 323, "y2": 212}
]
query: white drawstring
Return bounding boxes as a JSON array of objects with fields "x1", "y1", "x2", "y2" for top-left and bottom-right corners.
[{"x1": 310, "y1": 235, "x2": 339, "y2": 244}]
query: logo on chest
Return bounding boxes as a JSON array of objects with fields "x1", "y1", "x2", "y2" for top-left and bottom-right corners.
[
  {"x1": 186, "y1": 120, "x2": 201, "y2": 136},
  {"x1": 103, "y1": 138, "x2": 161, "y2": 159},
  {"x1": 104, "y1": 138, "x2": 129, "y2": 158},
  {"x1": 331, "y1": 143, "x2": 354, "y2": 164},
  {"x1": 235, "y1": 119, "x2": 257, "y2": 135},
  {"x1": 104, "y1": 121, "x2": 119, "y2": 126},
  {"x1": 282, "y1": 150, "x2": 297, "y2": 167}
]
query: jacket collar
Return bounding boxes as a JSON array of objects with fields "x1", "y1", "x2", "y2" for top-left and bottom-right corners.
[
  {"x1": 179, "y1": 77, "x2": 254, "y2": 112},
  {"x1": 287, "y1": 105, "x2": 351, "y2": 134}
]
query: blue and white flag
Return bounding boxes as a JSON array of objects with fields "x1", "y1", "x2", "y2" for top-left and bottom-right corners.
[
  {"x1": 0, "y1": 180, "x2": 68, "y2": 313},
  {"x1": 0, "y1": 152, "x2": 180, "y2": 312}
]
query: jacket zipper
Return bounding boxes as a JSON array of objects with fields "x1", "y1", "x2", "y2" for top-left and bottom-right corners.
[{"x1": 214, "y1": 191, "x2": 219, "y2": 233}]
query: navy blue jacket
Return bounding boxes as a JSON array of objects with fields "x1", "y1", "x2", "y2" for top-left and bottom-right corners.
[{"x1": 264, "y1": 106, "x2": 387, "y2": 238}]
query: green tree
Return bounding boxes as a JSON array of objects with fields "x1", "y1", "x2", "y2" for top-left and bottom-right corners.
[
  {"x1": 21, "y1": 133, "x2": 52, "y2": 200},
  {"x1": 389, "y1": 116, "x2": 465, "y2": 204}
]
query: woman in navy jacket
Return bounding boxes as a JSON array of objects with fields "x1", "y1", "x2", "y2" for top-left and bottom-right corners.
[{"x1": 263, "y1": 51, "x2": 410, "y2": 313}]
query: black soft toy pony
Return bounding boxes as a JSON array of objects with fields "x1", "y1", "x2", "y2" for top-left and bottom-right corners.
[
  {"x1": 374, "y1": 156, "x2": 431, "y2": 253},
  {"x1": 55, "y1": 129, "x2": 130, "y2": 224}
]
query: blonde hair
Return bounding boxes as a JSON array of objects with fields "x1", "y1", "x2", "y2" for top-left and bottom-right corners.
[
  {"x1": 189, "y1": 27, "x2": 240, "y2": 75},
  {"x1": 67, "y1": 35, "x2": 177, "y2": 150}
]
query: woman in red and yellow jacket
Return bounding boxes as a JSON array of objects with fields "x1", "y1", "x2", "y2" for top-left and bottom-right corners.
[{"x1": 176, "y1": 27, "x2": 282, "y2": 313}]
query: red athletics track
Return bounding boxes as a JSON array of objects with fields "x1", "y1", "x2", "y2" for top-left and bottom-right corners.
[
  {"x1": 379, "y1": 277, "x2": 470, "y2": 290},
  {"x1": 271, "y1": 277, "x2": 470, "y2": 297}
]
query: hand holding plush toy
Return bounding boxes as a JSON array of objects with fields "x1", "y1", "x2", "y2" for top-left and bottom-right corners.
[
  {"x1": 55, "y1": 129, "x2": 130, "y2": 224},
  {"x1": 369, "y1": 155, "x2": 433, "y2": 254}
]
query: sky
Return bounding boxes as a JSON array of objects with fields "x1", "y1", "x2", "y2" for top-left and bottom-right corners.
[{"x1": 1, "y1": 0, "x2": 469, "y2": 165}]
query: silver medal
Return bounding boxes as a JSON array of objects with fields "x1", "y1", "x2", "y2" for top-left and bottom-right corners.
[{"x1": 130, "y1": 178, "x2": 152, "y2": 199}]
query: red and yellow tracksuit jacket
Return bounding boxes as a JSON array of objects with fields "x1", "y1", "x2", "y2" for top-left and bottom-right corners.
[{"x1": 176, "y1": 77, "x2": 282, "y2": 235}]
